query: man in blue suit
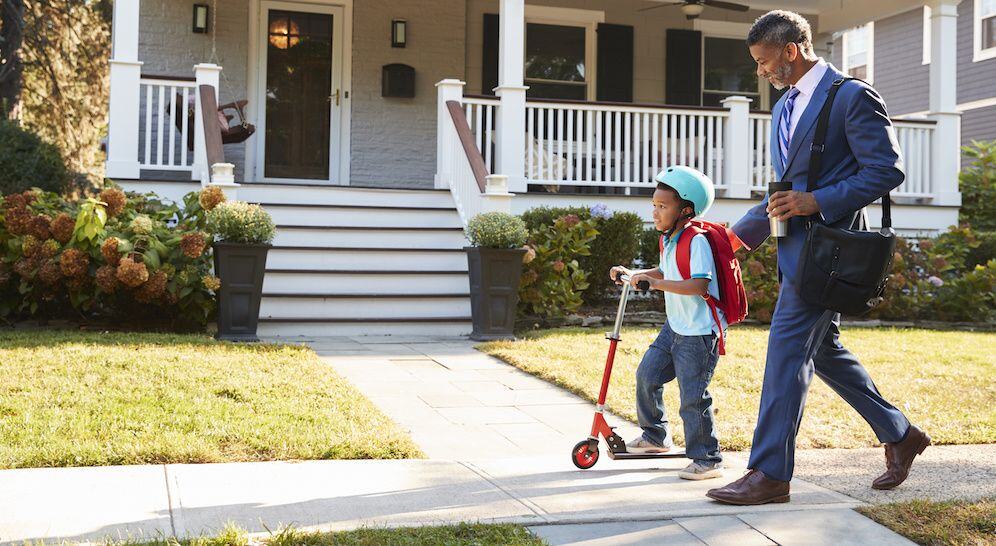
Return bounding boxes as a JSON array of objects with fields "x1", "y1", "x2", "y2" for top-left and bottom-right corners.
[{"x1": 706, "y1": 10, "x2": 930, "y2": 506}]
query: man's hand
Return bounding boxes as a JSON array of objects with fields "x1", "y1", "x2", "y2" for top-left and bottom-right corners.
[{"x1": 767, "y1": 191, "x2": 820, "y2": 221}]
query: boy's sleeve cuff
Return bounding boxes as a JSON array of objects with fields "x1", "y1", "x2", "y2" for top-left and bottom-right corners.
[{"x1": 690, "y1": 273, "x2": 712, "y2": 280}]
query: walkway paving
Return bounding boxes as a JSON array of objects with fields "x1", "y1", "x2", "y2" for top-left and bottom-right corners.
[{"x1": 4, "y1": 335, "x2": 979, "y2": 545}]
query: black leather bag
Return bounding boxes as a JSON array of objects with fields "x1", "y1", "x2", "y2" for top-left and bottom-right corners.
[{"x1": 796, "y1": 78, "x2": 896, "y2": 316}]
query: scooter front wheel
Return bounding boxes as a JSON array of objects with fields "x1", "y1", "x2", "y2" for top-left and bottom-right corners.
[{"x1": 572, "y1": 440, "x2": 599, "y2": 469}]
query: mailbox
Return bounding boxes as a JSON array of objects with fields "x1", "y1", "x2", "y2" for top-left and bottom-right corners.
[{"x1": 382, "y1": 63, "x2": 415, "y2": 98}]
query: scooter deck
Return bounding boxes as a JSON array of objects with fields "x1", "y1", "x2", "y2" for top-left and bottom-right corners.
[{"x1": 607, "y1": 450, "x2": 688, "y2": 460}]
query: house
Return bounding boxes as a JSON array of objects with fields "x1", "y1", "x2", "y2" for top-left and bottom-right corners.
[
  {"x1": 104, "y1": 0, "x2": 972, "y2": 337},
  {"x1": 830, "y1": 0, "x2": 996, "y2": 167}
]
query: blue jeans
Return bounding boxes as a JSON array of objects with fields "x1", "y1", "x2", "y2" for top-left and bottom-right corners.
[{"x1": 636, "y1": 321, "x2": 722, "y2": 464}]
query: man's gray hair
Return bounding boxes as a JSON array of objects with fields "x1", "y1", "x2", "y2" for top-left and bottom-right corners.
[{"x1": 747, "y1": 10, "x2": 813, "y2": 54}]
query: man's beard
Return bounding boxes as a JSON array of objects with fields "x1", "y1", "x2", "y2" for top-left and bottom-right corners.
[{"x1": 766, "y1": 62, "x2": 794, "y2": 90}]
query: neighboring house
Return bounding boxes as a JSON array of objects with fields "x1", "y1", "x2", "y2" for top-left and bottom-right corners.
[
  {"x1": 103, "y1": 0, "x2": 968, "y2": 336},
  {"x1": 831, "y1": 0, "x2": 996, "y2": 167}
]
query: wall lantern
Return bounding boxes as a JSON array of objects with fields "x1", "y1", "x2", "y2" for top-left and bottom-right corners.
[
  {"x1": 193, "y1": 4, "x2": 210, "y2": 34},
  {"x1": 392, "y1": 19, "x2": 407, "y2": 48}
]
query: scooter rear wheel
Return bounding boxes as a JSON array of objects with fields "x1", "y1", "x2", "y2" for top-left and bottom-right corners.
[{"x1": 572, "y1": 440, "x2": 599, "y2": 469}]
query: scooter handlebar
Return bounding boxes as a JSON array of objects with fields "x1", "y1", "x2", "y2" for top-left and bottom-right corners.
[{"x1": 613, "y1": 271, "x2": 651, "y2": 292}]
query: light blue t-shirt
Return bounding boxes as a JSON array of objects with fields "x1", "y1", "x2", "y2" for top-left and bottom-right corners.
[{"x1": 659, "y1": 228, "x2": 728, "y2": 336}]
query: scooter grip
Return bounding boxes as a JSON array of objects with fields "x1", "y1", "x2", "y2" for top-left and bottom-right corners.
[{"x1": 637, "y1": 280, "x2": 651, "y2": 291}]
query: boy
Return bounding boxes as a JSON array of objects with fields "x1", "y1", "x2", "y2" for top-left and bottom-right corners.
[{"x1": 609, "y1": 166, "x2": 726, "y2": 480}]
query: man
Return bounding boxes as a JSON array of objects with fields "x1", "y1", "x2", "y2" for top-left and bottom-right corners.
[{"x1": 706, "y1": 10, "x2": 930, "y2": 506}]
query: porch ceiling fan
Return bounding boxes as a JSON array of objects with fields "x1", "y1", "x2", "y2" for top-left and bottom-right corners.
[{"x1": 639, "y1": 0, "x2": 751, "y2": 20}]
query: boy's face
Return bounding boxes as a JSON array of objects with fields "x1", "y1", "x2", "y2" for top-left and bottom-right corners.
[{"x1": 651, "y1": 188, "x2": 690, "y2": 232}]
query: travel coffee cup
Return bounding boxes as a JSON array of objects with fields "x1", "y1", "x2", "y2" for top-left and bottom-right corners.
[{"x1": 768, "y1": 181, "x2": 792, "y2": 238}]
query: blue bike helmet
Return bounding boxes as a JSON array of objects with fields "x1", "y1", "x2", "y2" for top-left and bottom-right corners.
[{"x1": 654, "y1": 166, "x2": 715, "y2": 217}]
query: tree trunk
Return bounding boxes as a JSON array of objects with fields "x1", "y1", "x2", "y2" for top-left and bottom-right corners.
[{"x1": 0, "y1": 0, "x2": 25, "y2": 119}]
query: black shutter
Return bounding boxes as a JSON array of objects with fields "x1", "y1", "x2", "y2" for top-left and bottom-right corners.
[
  {"x1": 666, "y1": 29, "x2": 702, "y2": 105},
  {"x1": 482, "y1": 13, "x2": 499, "y2": 96},
  {"x1": 596, "y1": 23, "x2": 634, "y2": 102}
]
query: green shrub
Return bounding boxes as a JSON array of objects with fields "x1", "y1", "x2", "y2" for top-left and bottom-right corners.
[
  {"x1": 0, "y1": 185, "x2": 219, "y2": 329},
  {"x1": 639, "y1": 227, "x2": 661, "y2": 268},
  {"x1": 960, "y1": 140, "x2": 996, "y2": 231},
  {"x1": 207, "y1": 201, "x2": 276, "y2": 245},
  {"x1": 967, "y1": 231, "x2": 996, "y2": 268},
  {"x1": 518, "y1": 214, "x2": 598, "y2": 318},
  {"x1": 740, "y1": 240, "x2": 780, "y2": 323},
  {"x1": 465, "y1": 211, "x2": 528, "y2": 248},
  {"x1": 521, "y1": 205, "x2": 642, "y2": 302},
  {"x1": 0, "y1": 122, "x2": 71, "y2": 196}
]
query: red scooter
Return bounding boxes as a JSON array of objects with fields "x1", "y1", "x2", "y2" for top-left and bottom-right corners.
[{"x1": 571, "y1": 272, "x2": 686, "y2": 469}]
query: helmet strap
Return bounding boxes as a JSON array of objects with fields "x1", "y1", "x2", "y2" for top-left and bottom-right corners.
[{"x1": 665, "y1": 204, "x2": 695, "y2": 239}]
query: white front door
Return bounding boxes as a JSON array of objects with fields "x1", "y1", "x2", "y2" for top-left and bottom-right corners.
[{"x1": 255, "y1": 1, "x2": 345, "y2": 184}]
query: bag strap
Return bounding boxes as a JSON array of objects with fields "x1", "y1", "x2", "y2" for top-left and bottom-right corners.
[
  {"x1": 806, "y1": 77, "x2": 892, "y2": 228},
  {"x1": 675, "y1": 227, "x2": 726, "y2": 355}
]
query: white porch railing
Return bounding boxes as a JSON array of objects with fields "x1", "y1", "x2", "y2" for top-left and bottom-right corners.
[
  {"x1": 521, "y1": 101, "x2": 729, "y2": 193},
  {"x1": 748, "y1": 113, "x2": 775, "y2": 192},
  {"x1": 463, "y1": 96, "x2": 499, "y2": 176},
  {"x1": 893, "y1": 120, "x2": 936, "y2": 199},
  {"x1": 138, "y1": 77, "x2": 197, "y2": 172}
]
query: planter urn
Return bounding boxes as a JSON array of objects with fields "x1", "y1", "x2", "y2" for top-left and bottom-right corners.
[
  {"x1": 213, "y1": 241, "x2": 271, "y2": 342},
  {"x1": 465, "y1": 246, "x2": 527, "y2": 341}
]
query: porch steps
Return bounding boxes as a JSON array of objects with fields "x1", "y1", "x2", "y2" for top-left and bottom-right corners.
[{"x1": 237, "y1": 183, "x2": 473, "y2": 337}]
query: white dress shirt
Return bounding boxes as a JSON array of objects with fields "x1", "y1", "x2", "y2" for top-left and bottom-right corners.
[{"x1": 786, "y1": 58, "x2": 829, "y2": 141}]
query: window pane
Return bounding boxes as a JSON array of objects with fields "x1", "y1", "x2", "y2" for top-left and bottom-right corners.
[
  {"x1": 704, "y1": 37, "x2": 758, "y2": 94},
  {"x1": 525, "y1": 81, "x2": 587, "y2": 100},
  {"x1": 982, "y1": 0, "x2": 996, "y2": 17},
  {"x1": 985, "y1": 16, "x2": 996, "y2": 49},
  {"x1": 525, "y1": 23, "x2": 585, "y2": 82}
]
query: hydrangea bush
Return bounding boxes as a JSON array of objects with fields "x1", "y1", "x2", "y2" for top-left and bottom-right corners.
[{"x1": 0, "y1": 184, "x2": 224, "y2": 329}]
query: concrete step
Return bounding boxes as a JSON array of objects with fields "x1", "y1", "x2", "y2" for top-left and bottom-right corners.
[
  {"x1": 272, "y1": 226, "x2": 469, "y2": 248},
  {"x1": 238, "y1": 183, "x2": 455, "y2": 208},
  {"x1": 257, "y1": 318, "x2": 473, "y2": 337},
  {"x1": 266, "y1": 247, "x2": 468, "y2": 270},
  {"x1": 259, "y1": 295, "x2": 471, "y2": 320},
  {"x1": 263, "y1": 270, "x2": 470, "y2": 294},
  {"x1": 259, "y1": 204, "x2": 462, "y2": 228}
]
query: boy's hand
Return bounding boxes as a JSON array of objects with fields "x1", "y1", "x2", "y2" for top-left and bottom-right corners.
[
  {"x1": 609, "y1": 266, "x2": 632, "y2": 284},
  {"x1": 630, "y1": 273, "x2": 654, "y2": 291}
]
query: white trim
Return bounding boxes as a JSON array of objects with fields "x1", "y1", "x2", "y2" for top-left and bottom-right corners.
[
  {"x1": 974, "y1": 0, "x2": 996, "y2": 62},
  {"x1": 692, "y1": 20, "x2": 751, "y2": 38},
  {"x1": 923, "y1": 6, "x2": 932, "y2": 65},
  {"x1": 246, "y1": 0, "x2": 352, "y2": 185},
  {"x1": 841, "y1": 21, "x2": 874, "y2": 84},
  {"x1": 523, "y1": 5, "x2": 603, "y2": 101},
  {"x1": 899, "y1": 96, "x2": 996, "y2": 117}
]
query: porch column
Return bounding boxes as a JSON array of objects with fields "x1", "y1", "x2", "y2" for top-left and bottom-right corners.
[
  {"x1": 722, "y1": 96, "x2": 753, "y2": 199},
  {"x1": 926, "y1": 0, "x2": 962, "y2": 206},
  {"x1": 192, "y1": 63, "x2": 222, "y2": 185},
  {"x1": 495, "y1": 0, "x2": 528, "y2": 193},
  {"x1": 435, "y1": 79, "x2": 466, "y2": 189},
  {"x1": 105, "y1": 0, "x2": 142, "y2": 179}
]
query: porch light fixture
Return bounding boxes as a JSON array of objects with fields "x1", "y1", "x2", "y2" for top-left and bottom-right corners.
[
  {"x1": 392, "y1": 19, "x2": 407, "y2": 48},
  {"x1": 192, "y1": 4, "x2": 209, "y2": 34}
]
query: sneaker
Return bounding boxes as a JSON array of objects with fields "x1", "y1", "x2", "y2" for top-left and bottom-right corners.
[
  {"x1": 625, "y1": 436, "x2": 673, "y2": 454},
  {"x1": 678, "y1": 461, "x2": 723, "y2": 480}
]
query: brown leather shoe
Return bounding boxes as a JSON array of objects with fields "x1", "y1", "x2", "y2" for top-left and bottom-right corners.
[
  {"x1": 706, "y1": 469, "x2": 790, "y2": 505},
  {"x1": 872, "y1": 425, "x2": 930, "y2": 490}
]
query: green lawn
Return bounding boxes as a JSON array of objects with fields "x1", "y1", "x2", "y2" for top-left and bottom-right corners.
[
  {"x1": 89, "y1": 523, "x2": 546, "y2": 546},
  {"x1": 858, "y1": 498, "x2": 996, "y2": 546},
  {"x1": 480, "y1": 326, "x2": 996, "y2": 451},
  {"x1": 0, "y1": 331, "x2": 422, "y2": 469}
]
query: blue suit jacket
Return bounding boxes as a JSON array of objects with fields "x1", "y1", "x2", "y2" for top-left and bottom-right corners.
[{"x1": 732, "y1": 64, "x2": 905, "y2": 283}]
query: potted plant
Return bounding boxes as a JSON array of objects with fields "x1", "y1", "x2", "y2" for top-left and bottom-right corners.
[
  {"x1": 207, "y1": 200, "x2": 276, "y2": 341},
  {"x1": 464, "y1": 211, "x2": 529, "y2": 340}
]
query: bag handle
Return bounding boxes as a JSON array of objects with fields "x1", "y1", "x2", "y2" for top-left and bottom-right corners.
[{"x1": 806, "y1": 77, "x2": 892, "y2": 229}]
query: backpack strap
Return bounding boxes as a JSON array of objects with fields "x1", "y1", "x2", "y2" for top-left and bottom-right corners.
[{"x1": 676, "y1": 227, "x2": 726, "y2": 355}]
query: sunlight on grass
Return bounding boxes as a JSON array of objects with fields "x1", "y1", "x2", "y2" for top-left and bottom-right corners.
[
  {"x1": 858, "y1": 498, "x2": 996, "y2": 546},
  {"x1": 480, "y1": 326, "x2": 996, "y2": 451},
  {"x1": 0, "y1": 331, "x2": 422, "y2": 469}
]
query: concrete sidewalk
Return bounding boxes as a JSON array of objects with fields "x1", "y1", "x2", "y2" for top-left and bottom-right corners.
[
  {"x1": 0, "y1": 334, "x2": 955, "y2": 545},
  {"x1": 0, "y1": 456, "x2": 913, "y2": 545}
]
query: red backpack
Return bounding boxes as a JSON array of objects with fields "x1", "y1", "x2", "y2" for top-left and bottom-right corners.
[{"x1": 659, "y1": 220, "x2": 748, "y2": 355}]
